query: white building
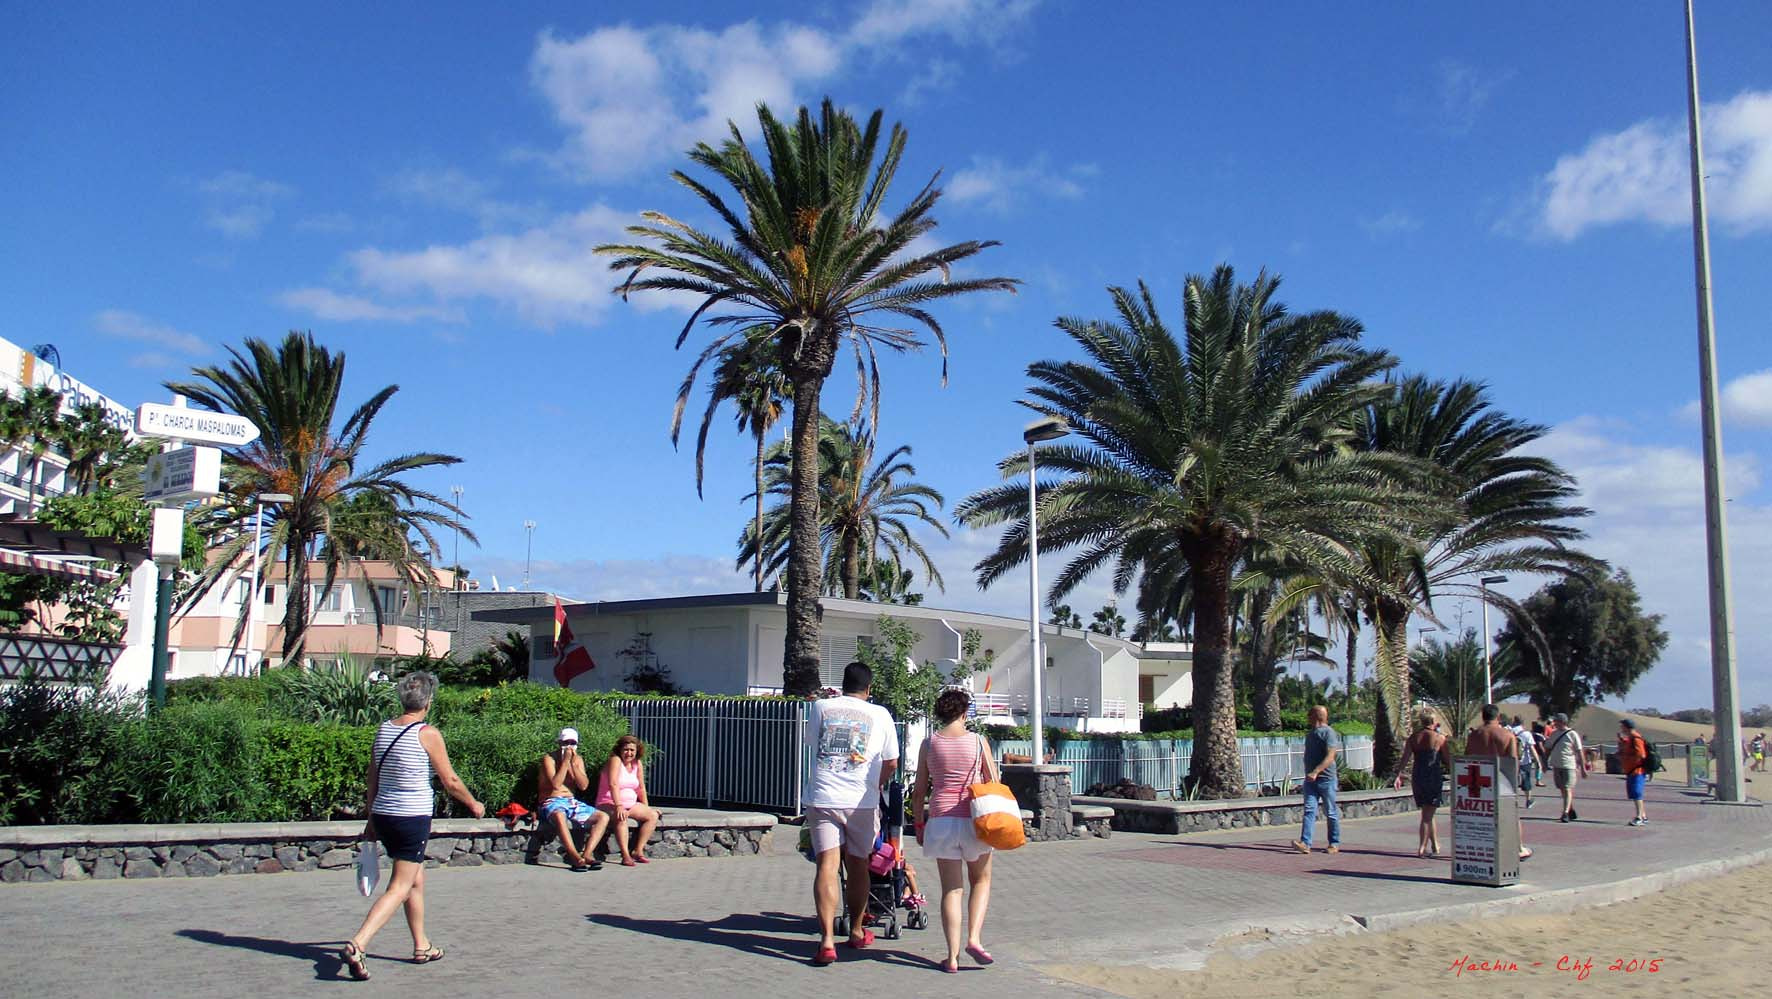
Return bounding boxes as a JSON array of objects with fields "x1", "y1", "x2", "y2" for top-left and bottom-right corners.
[
  {"x1": 475, "y1": 592, "x2": 1193, "y2": 734},
  {"x1": 0, "y1": 337, "x2": 135, "y2": 516}
]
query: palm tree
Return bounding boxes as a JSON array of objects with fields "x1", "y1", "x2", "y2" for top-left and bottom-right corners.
[
  {"x1": 60, "y1": 403, "x2": 129, "y2": 494},
  {"x1": 740, "y1": 416, "x2": 948, "y2": 600},
  {"x1": 1413, "y1": 628, "x2": 1529, "y2": 737},
  {"x1": 957, "y1": 266, "x2": 1435, "y2": 797},
  {"x1": 597, "y1": 99, "x2": 1017, "y2": 695},
  {"x1": 673, "y1": 328, "x2": 790, "y2": 591},
  {"x1": 14, "y1": 386, "x2": 65, "y2": 511},
  {"x1": 167, "y1": 331, "x2": 474, "y2": 665},
  {"x1": 1049, "y1": 602, "x2": 1084, "y2": 630},
  {"x1": 1089, "y1": 603, "x2": 1126, "y2": 638},
  {"x1": 1283, "y1": 375, "x2": 1601, "y2": 773}
]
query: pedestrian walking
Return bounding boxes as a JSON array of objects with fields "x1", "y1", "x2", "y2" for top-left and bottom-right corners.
[
  {"x1": 804, "y1": 662, "x2": 900, "y2": 966},
  {"x1": 1291, "y1": 705, "x2": 1341, "y2": 855},
  {"x1": 1511, "y1": 715, "x2": 1541, "y2": 809},
  {"x1": 1394, "y1": 706, "x2": 1453, "y2": 857},
  {"x1": 910, "y1": 687, "x2": 998, "y2": 974},
  {"x1": 1531, "y1": 721, "x2": 1549, "y2": 786},
  {"x1": 1543, "y1": 712, "x2": 1590, "y2": 823},
  {"x1": 1466, "y1": 704, "x2": 1531, "y2": 860},
  {"x1": 341, "y1": 672, "x2": 485, "y2": 982},
  {"x1": 1617, "y1": 720, "x2": 1651, "y2": 826}
]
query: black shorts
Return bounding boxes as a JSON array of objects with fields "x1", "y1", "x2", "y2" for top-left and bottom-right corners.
[{"x1": 372, "y1": 813, "x2": 432, "y2": 863}]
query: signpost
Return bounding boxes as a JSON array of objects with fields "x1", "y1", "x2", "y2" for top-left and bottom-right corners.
[
  {"x1": 1450, "y1": 755, "x2": 1520, "y2": 887},
  {"x1": 134, "y1": 403, "x2": 260, "y2": 447},
  {"x1": 143, "y1": 446, "x2": 221, "y2": 503},
  {"x1": 1689, "y1": 742, "x2": 1711, "y2": 789}
]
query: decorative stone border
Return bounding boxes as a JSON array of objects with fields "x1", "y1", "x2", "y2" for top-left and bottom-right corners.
[
  {"x1": 1073, "y1": 788, "x2": 1417, "y2": 835},
  {"x1": 0, "y1": 809, "x2": 776, "y2": 884}
]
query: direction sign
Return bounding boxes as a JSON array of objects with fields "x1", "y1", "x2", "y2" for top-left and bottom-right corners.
[
  {"x1": 143, "y1": 446, "x2": 222, "y2": 503},
  {"x1": 135, "y1": 403, "x2": 260, "y2": 446}
]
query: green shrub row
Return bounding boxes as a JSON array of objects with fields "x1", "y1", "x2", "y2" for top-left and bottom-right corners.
[{"x1": 2, "y1": 677, "x2": 630, "y2": 826}]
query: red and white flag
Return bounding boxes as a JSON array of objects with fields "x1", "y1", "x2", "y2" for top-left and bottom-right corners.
[{"x1": 552, "y1": 596, "x2": 596, "y2": 688}]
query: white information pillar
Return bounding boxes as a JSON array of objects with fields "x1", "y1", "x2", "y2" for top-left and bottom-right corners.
[{"x1": 1450, "y1": 754, "x2": 1521, "y2": 887}]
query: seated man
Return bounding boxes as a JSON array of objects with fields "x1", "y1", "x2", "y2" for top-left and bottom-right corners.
[{"x1": 537, "y1": 727, "x2": 608, "y2": 871}]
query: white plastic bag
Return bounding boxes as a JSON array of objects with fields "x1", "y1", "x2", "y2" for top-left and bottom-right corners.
[{"x1": 355, "y1": 841, "x2": 380, "y2": 897}]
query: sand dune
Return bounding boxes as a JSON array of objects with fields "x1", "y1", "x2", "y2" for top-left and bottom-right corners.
[{"x1": 1496, "y1": 701, "x2": 1721, "y2": 746}]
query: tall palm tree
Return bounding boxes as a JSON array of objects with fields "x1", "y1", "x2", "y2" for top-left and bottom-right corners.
[
  {"x1": 15, "y1": 386, "x2": 65, "y2": 511},
  {"x1": 60, "y1": 403, "x2": 129, "y2": 494},
  {"x1": 167, "y1": 332, "x2": 474, "y2": 665},
  {"x1": 740, "y1": 416, "x2": 949, "y2": 600},
  {"x1": 597, "y1": 99, "x2": 1017, "y2": 695},
  {"x1": 1412, "y1": 628, "x2": 1530, "y2": 737},
  {"x1": 673, "y1": 328, "x2": 790, "y2": 591},
  {"x1": 1281, "y1": 375, "x2": 1601, "y2": 773},
  {"x1": 957, "y1": 267, "x2": 1437, "y2": 797}
]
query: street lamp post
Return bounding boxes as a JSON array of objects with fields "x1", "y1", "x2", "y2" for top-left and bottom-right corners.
[
  {"x1": 1479, "y1": 575, "x2": 1508, "y2": 706},
  {"x1": 450, "y1": 485, "x2": 464, "y2": 590},
  {"x1": 523, "y1": 520, "x2": 537, "y2": 590},
  {"x1": 1023, "y1": 416, "x2": 1070, "y2": 767},
  {"x1": 244, "y1": 492, "x2": 294, "y2": 674}
]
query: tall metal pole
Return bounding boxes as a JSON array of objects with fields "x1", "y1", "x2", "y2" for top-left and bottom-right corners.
[
  {"x1": 1481, "y1": 585, "x2": 1493, "y2": 705},
  {"x1": 1684, "y1": 0, "x2": 1745, "y2": 803},
  {"x1": 523, "y1": 519, "x2": 536, "y2": 590},
  {"x1": 450, "y1": 484, "x2": 463, "y2": 590},
  {"x1": 1026, "y1": 442, "x2": 1047, "y2": 767},
  {"x1": 149, "y1": 562, "x2": 174, "y2": 708},
  {"x1": 245, "y1": 500, "x2": 264, "y2": 675}
]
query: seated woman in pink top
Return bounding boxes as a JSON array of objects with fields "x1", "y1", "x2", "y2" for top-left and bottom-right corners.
[
  {"x1": 596, "y1": 735, "x2": 660, "y2": 866},
  {"x1": 910, "y1": 687, "x2": 998, "y2": 974}
]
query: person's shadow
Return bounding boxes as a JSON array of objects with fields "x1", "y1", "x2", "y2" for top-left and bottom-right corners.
[
  {"x1": 175, "y1": 929, "x2": 348, "y2": 981},
  {"x1": 588, "y1": 911, "x2": 933, "y2": 969}
]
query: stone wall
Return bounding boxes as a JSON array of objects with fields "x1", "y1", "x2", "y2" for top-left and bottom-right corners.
[
  {"x1": 1002, "y1": 763, "x2": 1075, "y2": 841},
  {"x1": 1073, "y1": 788, "x2": 1418, "y2": 836},
  {"x1": 0, "y1": 810, "x2": 775, "y2": 884}
]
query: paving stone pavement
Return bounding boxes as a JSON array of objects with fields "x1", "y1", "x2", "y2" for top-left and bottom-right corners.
[{"x1": 0, "y1": 777, "x2": 1764, "y2": 998}]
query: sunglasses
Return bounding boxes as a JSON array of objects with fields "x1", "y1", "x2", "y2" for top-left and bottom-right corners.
[{"x1": 559, "y1": 741, "x2": 578, "y2": 747}]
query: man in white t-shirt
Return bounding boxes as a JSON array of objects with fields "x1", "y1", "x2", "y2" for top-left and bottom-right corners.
[
  {"x1": 1510, "y1": 716, "x2": 1539, "y2": 810},
  {"x1": 804, "y1": 661, "x2": 900, "y2": 964}
]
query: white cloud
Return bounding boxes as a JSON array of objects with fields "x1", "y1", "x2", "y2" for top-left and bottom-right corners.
[
  {"x1": 126, "y1": 351, "x2": 183, "y2": 371},
  {"x1": 1358, "y1": 210, "x2": 1421, "y2": 237},
  {"x1": 1533, "y1": 89, "x2": 1772, "y2": 240},
  {"x1": 1433, "y1": 59, "x2": 1511, "y2": 136},
  {"x1": 343, "y1": 205, "x2": 683, "y2": 327},
  {"x1": 1529, "y1": 416, "x2": 1772, "y2": 709},
  {"x1": 276, "y1": 287, "x2": 466, "y2": 325},
  {"x1": 529, "y1": 2, "x2": 1038, "y2": 180},
  {"x1": 1676, "y1": 368, "x2": 1772, "y2": 431},
  {"x1": 384, "y1": 167, "x2": 542, "y2": 230},
  {"x1": 947, "y1": 155, "x2": 1087, "y2": 213},
  {"x1": 93, "y1": 309, "x2": 205, "y2": 355},
  {"x1": 196, "y1": 170, "x2": 292, "y2": 238}
]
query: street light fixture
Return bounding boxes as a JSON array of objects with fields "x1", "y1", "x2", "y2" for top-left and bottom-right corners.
[
  {"x1": 523, "y1": 520, "x2": 537, "y2": 590},
  {"x1": 245, "y1": 492, "x2": 294, "y2": 675},
  {"x1": 1479, "y1": 575, "x2": 1508, "y2": 706},
  {"x1": 1022, "y1": 415, "x2": 1069, "y2": 768}
]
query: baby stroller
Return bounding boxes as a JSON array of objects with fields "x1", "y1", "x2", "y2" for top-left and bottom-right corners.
[{"x1": 834, "y1": 780, "x2": 929, "y2": 939}]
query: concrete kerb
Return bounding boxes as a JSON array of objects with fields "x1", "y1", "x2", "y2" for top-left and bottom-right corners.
[{"x1": 1349, "y1": 844, "x2": 1772, "y2": 933}]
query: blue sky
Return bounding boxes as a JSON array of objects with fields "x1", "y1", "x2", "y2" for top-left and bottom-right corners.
[{"x1": 6, "y1": 2, "x2": 1771, "y2": 710}]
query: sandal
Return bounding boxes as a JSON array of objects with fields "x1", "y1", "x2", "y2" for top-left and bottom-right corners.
[
  {"x1": 633, "y1": 855, "x2": 650, "y2": 864},
  {"x1": 413, "y1": 944, "x2": 445, "y2": 965},
  {"x1": 341, "y1": 942, "x2": 370, "y2": 981},
  {"x1": 966, "y1": 943, "x2": 994, "y2": 965}
]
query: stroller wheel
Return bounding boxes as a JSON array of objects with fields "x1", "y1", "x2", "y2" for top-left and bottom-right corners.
[
  {"x1": 884, "y1": 919, "x2": 901, "y2": 941},
  {"x1": 834, "y1": 915, "x2": 850, "y2": 938},
  {"x1": 907, "y1": 909, "x2": 928, "y2": 930}
]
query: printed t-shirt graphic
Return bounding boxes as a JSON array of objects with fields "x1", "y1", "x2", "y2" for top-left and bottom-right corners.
[{"x1": 804, "y1": 694, "x2": 899, "y2": 810}]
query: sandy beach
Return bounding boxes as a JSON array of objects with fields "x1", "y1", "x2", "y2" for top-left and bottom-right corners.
[{"x1": 1043, "y1": 859, "x2": 1771, "y2": 998}]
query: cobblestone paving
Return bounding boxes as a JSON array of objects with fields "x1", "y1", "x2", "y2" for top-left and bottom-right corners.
[{"x1": 0, "y1": 778, "x2": 1763, "y2": 998}]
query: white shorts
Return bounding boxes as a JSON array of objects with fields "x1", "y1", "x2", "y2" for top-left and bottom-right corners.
[{"x1": 921, "y1": 816, "x2": 990, "y2": 863}]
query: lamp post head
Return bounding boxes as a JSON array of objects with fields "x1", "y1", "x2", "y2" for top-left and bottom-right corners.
[
  {"x1": 524, "y1": 520, "x2": 537, "y2": 531},
  {"x1": 1023, "y1": 415, "x2": 1070, "y2": 445},
  {"x1": 1481, "y1": 575, "x2": 1508, "y2": 586}
]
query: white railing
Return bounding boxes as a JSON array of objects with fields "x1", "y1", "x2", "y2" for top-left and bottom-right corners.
[{"x1": 994, "y1": 734, "x2": 1377, "y2": 797}]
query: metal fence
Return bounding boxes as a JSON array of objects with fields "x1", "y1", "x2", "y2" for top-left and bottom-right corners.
[
  {"x1": 996, "y1": 734, "x2": 1375, "y2": 798},
  {"x1": 609, "y1": 697, "x2": 810, "y2": 812}
]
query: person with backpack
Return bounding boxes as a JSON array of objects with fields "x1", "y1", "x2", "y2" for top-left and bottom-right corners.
[
  {"x1": 1544, "y1": 713, "x2": 1589, "y2": 823},
  {"x1": 1616, "y1": 719, "x2": 1652, "y2": 826}
]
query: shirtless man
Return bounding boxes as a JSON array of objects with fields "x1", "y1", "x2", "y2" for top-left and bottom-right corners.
[
  {"x1": 537, "y1": 727, "x2": 608, "y2": 871},
  {"x1": 1467, "y1": 704, "x2": 1531, "y2": 861}
]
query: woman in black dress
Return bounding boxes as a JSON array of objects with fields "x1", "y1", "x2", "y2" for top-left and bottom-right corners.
[{"x1": 1394, "y1": 707, "x2": 1453, "y2": 857}]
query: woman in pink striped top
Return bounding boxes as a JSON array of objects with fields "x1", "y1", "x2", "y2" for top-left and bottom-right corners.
[{"x1": 910, "y1": 687, "x2": 998, "y2": 974}]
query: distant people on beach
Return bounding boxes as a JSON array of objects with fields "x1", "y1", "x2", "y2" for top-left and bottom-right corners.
[
  {"x1": 597, "y1": 735, "x2": 659, "y2": 867},
  {"x1": 1395, "y1": 706, "x2": 1453, "y2": 857},
  {"x1": 1616, "y1": 719, "x2": 1650, "y2": 827},
  {"x1": 538, "y1": 727, "x2": 606, "y2": 871},
  {"x1": 911, "y1": 686, "x2": 998, "y2": 974},
  {"x1": 1466, "y1": 704, "x2": 1530, "y2": 861},
  {"x1": 804, "y1": 661, "x2": 900, "y2": 966},
  {"x1": 1751, "y1": 733, "x2": 1767, "y2": 773},
  {"x1": 342, "y1": 672, "x2": 485, "y2": 983},
  {"x1": 1543, "y1": 713, "x2": 1589, "y2": 823},
  {"x1": 1291, "y1": 705, "x2": 1341, "y2": 856}
]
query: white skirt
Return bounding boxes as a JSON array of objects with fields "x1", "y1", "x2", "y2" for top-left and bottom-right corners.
[{"x1": 921, "y1": 815, "x2": 991, "y2": 862}]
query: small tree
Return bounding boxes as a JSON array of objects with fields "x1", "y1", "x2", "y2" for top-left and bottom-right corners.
[
  {"x1": 1089, "y1": 603, "x2": 1126, "y2": 638},
  {"x1": 1050, "y1": 603, "x2": 1083, "y2": 629},
  {"x1": 616, "y1": 632, "x2": 683, "y2": 695},
  {"x1": 857, "y1": 616, "x2": 986, "y2": 726}
]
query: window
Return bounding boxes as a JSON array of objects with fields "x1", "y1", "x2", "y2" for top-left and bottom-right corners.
[
  {"x1": 229, "y1": 654, "x2": 247, "y2": 676},
  {"x1": 374, "y1": 586, "x2": 400, "y2": 616},
  {"x1": 1138, "y1": 675, "x2": 1156, "y2": 704},
  {"x1": 264, "y1": 585, "x2": 276, "y2": 605},
  {"x1": 235, "y1": 579, "x2": 251, "y2": 606},
  {"x1": 818, "y1": 634, "x2": 870, "y2": 688},
  {"x1": 310, "y1": 585, "x2": 341, "y2": 612}
]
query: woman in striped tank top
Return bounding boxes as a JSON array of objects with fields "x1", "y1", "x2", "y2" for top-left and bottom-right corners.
[
  {"x1": 910, "y1": 687, "x2": 998, "y2": 974},
  {"x1": 341, "y1": 672, "x2": 484, "y2": 983}
]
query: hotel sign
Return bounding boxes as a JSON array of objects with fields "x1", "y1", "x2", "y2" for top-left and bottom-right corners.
[
  {"x1": 1450, "y1": 755, "x2": 1520, "y2": 887},
  {"x1": 135, "y1": 403, "x2": 260, "y2": 447}
]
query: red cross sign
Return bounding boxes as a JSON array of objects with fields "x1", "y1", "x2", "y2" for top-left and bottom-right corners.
[{"x1": 1457, "y1": 763, "x2": 1492, "y2": 799}]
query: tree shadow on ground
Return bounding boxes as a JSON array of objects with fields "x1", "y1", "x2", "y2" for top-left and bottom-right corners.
[
  {"x1": 588, "y1": 911, "x2": 936, "y2": 969},
  {"x1": 174, "y1": 929, "x2": 349, "y2": 981}
]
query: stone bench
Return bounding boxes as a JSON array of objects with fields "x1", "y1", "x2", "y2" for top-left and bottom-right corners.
[
  {"x1": 0, "y1": 809, "x2": 777, "y2": 884},
  {"x1": 1073, "y1": 788, "x2": 1416, "y2": 836},
  {"x1": 525, "y1": 808, "x2": 774, "y2": 865}
]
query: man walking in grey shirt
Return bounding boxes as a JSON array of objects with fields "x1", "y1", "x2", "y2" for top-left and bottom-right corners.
[{"x1": 1292, "y1": 705, "x2": 1341, "y2": 855}]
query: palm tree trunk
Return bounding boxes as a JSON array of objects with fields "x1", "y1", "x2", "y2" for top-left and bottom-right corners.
[
  {"x1": 1371, "y1": 601, "x2": 1411, "y2": 778},
  {"x1": 840, "y1": 530, "x2": 861, "y2": 600},
  {"x1": 1249, "y1": 589, "x2": 1282, "y2": 731},
  {"x1": 1187, "y1": 545, "x2": 1243, "y2": 797},
  {"x1": 1344, "y1": 613, "x2": 1358, "y2": 709},
  {"x1": 753, "y1": 429, "x2": 765, "y2": 592},
  {"x1": 782, "y1": 377, "x2": 825, "y2": 696},
  {"x1": 282, "y1": 534, "x2": 311, "y2": 666}
]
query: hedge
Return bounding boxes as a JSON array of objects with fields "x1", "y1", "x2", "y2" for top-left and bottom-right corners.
[{"x1": 1, "y1": 676, "x2": 630, "y2": 826}]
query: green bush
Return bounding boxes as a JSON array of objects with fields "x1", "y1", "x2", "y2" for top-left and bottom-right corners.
[
  {"x1": 1338, "y1": 767, "x2": 1387, "y2": 792},
  {"x1": 255, "y1": 721, "x2": 375, "y2": 821},
  {"x1": 437, "y1": 701, "x2": 627, "y2": 814},
  {"x1": 130, "y1": 701, "x2": 270, "y2": 823},
  {"x1": 0, "y1": 675, "x2": 139, "y2": 825},
  {"x1": 268, "y1": 658, "x2": 398, "y2": 726},
  {"x1": 165, "y1": 674, "x2": 274, "y2": 707},
  {"x1": 430, "y1": 682, "x2": 601, "y2": 728}
]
